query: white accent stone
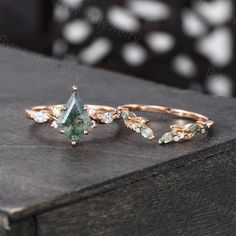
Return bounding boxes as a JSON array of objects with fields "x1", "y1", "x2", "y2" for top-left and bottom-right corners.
[
  {"x1": 200, "y1": 129, "x2": 206, "y2": 134},
  {"x1": 173, "y1": 136, "x2": 180, "y2": 142},
  {"x1": 100, "y1": 113, "x2": 114, "y2": 124},
  {"x1": 87, "y1": 108, "x2": 96, "y2": 116},
  {"x1": 51, "y1": 121, "x2": 59, "y2": 129},
  {"x1": 32, "y1": 112, "x2": 49, "y2": 123},
  {"x1": 91, "y1": 120, "x2": 97, "y2": 128},
  {"x1": 131, "y1": 124, "x2": 141, "y2": 133},
  {"x1": 52, "y1": 107, "x2": 61, "y2": 117}
]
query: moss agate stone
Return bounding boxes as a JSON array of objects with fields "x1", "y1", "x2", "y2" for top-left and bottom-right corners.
[{"x1": 57, "y1": 90, "x2": 93, "y2": 142}]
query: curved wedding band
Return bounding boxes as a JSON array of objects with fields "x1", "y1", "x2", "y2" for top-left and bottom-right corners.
[{"x1": 117, "y1": 104, "x2": 213, "y2": 144}]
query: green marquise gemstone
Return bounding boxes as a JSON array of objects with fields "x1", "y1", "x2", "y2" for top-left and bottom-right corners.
[
  {"x1": 187, "y1": 124, "x2": 201, "y2": 133},
  {"x1": 57, "y1": 89, "x2": 93, "y2": 142},
  {"x1": 159, "y1": 132, "x2": 174, "y2": 144},
  {"x1": 141, "y1": 127, "x2": 155, "y2": 140},
  {"x1": 121, "y1": 111, "x2": 136, "y2": 120},
  {"x1": 121, "y1": 112, "x2": 129, "y2": 120}
]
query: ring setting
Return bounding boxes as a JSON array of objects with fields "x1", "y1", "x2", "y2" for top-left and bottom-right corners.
[
  {"x1": 26, "y1": 86, "x2": 118, "y2": 146},
  {"x1": 26, "y1": 86, "x2": 214, "y2": 146}
]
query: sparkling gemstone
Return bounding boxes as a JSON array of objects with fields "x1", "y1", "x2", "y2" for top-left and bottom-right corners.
[
  {"x1": 200, "y1": 129, "x2": 206, "y2": 134},
  {"x1": 121, "y1": 112, "x2": 129, "y2": 120},
  {"x1": 203, "y1": 120, "x2": 213, "y2": 128},
  {"x1": 100, "y1": 112, "x2": 114, "y2": 124},
  {"x1": 131, "y1": 124, "x2": 141, "y2": 133},
  {"x1": 91, "y1": 120, "x2": 96, "y2": 128},
  {"x1": 173, "y1": 136, "x2": 180, "y2": 142},
  {"x1": 51, "y1": 121, "x2": 58, "y2": 129},
  {"x1": 141, "y1": 127, "x2": 154, "y2": 139},
  {"x1": 32, "y1": 112, "x2": 49, "y2": 123},
  {"x1": 128, "y1": 112, "x2": 136, "y2": 118},
  {"x1": 87, "y1": 108, "x2": 96, "y2": 116},
  {"x1": 159, "y1": 132, "x2": 174, "y2": 144},
  {"x1": 186, "y1": 124, "x2": 201, "y2": 133},
  {"x1": 57, "y1": 89, "x2": 93, "y2": 142},
  {"x1": 52, "y1": 107, "x2": 61, "y2": 117}
]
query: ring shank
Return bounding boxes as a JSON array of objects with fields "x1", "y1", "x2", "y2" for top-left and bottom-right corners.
[{"x1": 119, "y1": 104, "x2": 213, "y2": 124}]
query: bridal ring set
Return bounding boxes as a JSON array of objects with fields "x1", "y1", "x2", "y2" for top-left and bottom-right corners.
[{"x1": 26, "y1": 86, "x2": 214, "y2": 146}]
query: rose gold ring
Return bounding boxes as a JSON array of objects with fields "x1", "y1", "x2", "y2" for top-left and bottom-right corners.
[
  {"x1": 25, "y1": 86, "x2": 118, "y2": 146},
  {"x1": 117, "y1": 104, "x2": 214, "y2": 144}
]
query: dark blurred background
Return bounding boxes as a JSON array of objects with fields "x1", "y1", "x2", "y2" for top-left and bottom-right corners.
[{"x1": 0, "y1": 0, "x2": 235, "y2": 97}]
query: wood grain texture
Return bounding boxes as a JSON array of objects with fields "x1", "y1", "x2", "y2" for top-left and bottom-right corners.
[
  {"x1": 0, "y1": 216, "x2": 35, "y2": 236},
  {"x1": 37, "y1": 149, "x2": 236, "y2": 236},
  {"x1": 0, "y1": 46, "x2": 235, "y2": 235}
]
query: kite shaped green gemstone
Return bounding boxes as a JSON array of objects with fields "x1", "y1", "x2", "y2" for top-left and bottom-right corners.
[{"x1": 57, "y1": 89, "x2": 93, "y2": 143}]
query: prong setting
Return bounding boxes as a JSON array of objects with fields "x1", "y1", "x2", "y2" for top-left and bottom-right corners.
[
  {"x1": 71, "y1": 140, "x2": 77, "y2": 146},
  {"x1": 72, "y1": 85, "x2": 78, "y2": 91}
]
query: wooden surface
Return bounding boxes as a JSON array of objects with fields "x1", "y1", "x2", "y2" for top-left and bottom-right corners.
[
  {"x1": 37, "y1": 149, "x2": 236, "y2": 236},
  {"x1": 0, "y1": 46, "x2": 236, "y2": 235}
]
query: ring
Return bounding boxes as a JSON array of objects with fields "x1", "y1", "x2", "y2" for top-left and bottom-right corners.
[
  {"x1": 26, "y1": 86, "x2": 214, "y2": 146},
  {"x1": 26, "y1": 86, "x2": 119, "y2": 146},
  {"x1": 118, "y1": 104, "x2": 214, "y2": 144}
]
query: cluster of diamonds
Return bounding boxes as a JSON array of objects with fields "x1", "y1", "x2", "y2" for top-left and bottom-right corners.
[
  {"x1": 31, "y1": 106, "x2": 64, "y2": 129},
  {"x1": 32, "y1": 111, "x2": 50, "y2": 124}
]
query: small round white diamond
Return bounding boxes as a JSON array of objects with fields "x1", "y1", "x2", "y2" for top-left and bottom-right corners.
[
  {"x1": 131, "y1": 124, "x2": 141, "y2": 133},
  {"x1": 173, "y1": 136, "x2": 180, "y2": 142},
  {"x1": 32, "y1": 112, "x2": 49, "y2": 123},
  {"x1": 52, "y1": 107, "x2": 61, "y2": 117},
  {"x1": 87, "y1": 108, "x2": 96, "y2": 116},
  {"x1": 201, "y1": 129, "x2": 206, "y2": 134},
  {"x1": 91, "y1": 120, "x2": 96, "y2": 128},
  {"x1": 204, "y1": 120, "x2": 213, "y2": 128},
  {"x1": 51, "y1": 121, "x2": 58, "y2": 129},
  {"x1": 101, "y1": 113, "x2": 113, "y2": 124}
]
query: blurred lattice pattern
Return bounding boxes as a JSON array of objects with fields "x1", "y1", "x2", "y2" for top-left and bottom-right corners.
[{"x1": 52, "y1": 0, "x2": 236, "y2": 97}]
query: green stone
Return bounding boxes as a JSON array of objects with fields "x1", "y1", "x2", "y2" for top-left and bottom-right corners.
[
  {"x1": 188, "y1": 124, "x2": 201, "y2": 133},
  {"x1": 141, "y1": 127, "x2": 154, "y2": 139},
  {"x1": 57, "y1": 90, "x2": 93, "y2": 142},
  {"x1": 159, "y1": 132, "x2": 174, "y2": 144},
  {"x1": 121, "y1": 112, "x2": 129, "y2": 120}
]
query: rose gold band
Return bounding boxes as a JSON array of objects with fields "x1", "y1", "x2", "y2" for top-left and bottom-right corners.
[
  {"x1": 118, "y1": 104, "x2": 213, "y2": 124},
  {"x1": 117, "y1": 104, "x2": 213, "y2": 144}
]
